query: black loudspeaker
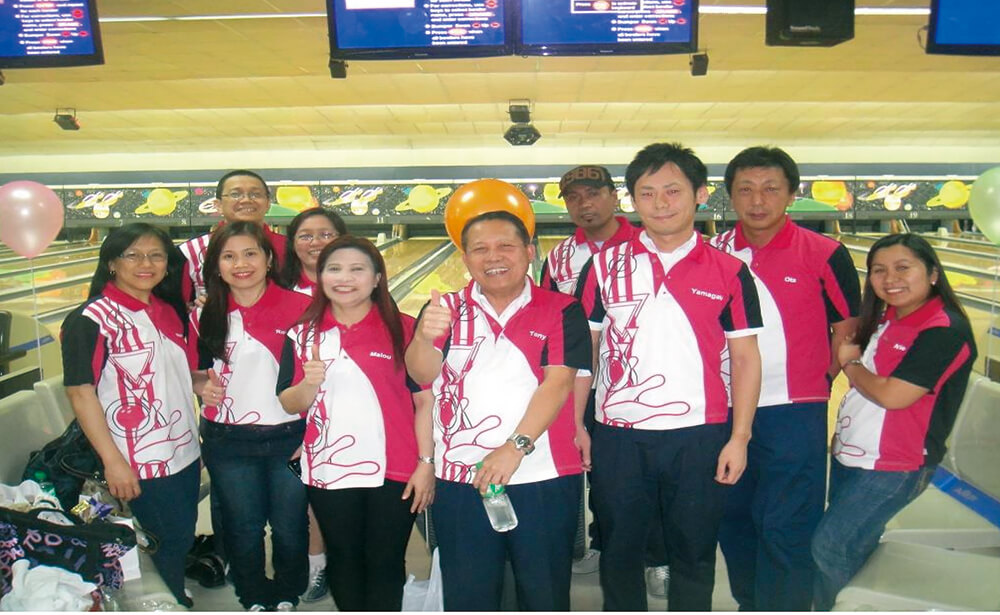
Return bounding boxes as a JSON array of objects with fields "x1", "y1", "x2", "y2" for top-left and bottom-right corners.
[
  {"x1": 690, "y1": 53, "x2": 709, "y2": 77},
  {"x1": 766, "y1": 0, "x2": 855, "y2": 47}
]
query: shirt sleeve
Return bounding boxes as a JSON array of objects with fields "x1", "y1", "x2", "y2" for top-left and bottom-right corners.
[
  {"x1": 720, "y1": 263, "x2": 763, "y2": 336},
  {"x1": 822, "y1": 244, "x2": 862, "y2": 323},
  {"x1": 61, "y1": 310, "x2": 104, "y2": 387},
  {"x1": 540, "y1": 258, "x2": 559, "y2": 292},
  {"x1": 541, "y1": 300, "x2": 592, "y2": 371},
  {"x1": 891, "y1": 327, "x2": 971, "y2": 392},
  {"x1": 275, "y1": 337, "x2": 300, "y2": 394},
  {"x1": 574, "y1": 259, "x2": 605, "y2": 330}
]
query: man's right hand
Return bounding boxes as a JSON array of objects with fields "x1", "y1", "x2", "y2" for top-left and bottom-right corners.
[{"x1": 417, "y1": 289, "x2": 454, "y2": 342}]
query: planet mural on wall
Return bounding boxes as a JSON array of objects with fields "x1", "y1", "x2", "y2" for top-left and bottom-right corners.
[
  {"x1": 926, "y1": 180, "x2": 970, "y2": 209},
  {"x1": 134, "y1": 188, "x2": 188, "y2": 216},
  {"x1": 326, "y1": 187, "x2": 385, "y2": 215},
  {"x1": 810, "y1": 181, "x2": 853, "y2": 211},
  {"x1": 395, "y1": 185, "x2": 453, "y2": 214}
]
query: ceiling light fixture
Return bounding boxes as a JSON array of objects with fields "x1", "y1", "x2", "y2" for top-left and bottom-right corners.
[{"x1": 504, "y1": 99, "x2": 540, "y2": 146}]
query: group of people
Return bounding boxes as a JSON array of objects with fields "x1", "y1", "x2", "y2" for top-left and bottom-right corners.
[{"x1": 60, "y1": 143, "x2": 976, "y2": 612}]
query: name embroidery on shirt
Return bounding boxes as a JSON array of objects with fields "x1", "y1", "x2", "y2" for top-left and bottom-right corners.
[
  {"x1": 370, "y1": 351, "x2": 392, "y2": 360},
  {"x1": 529, "y1": 330, "x2": 547, "y2": 341},
  {"x1": 892, "y1": 343, "x2": 907, "y2": 352},
  {"x1": 690, "y1": 288, "x2": 724, "y2": 302}
]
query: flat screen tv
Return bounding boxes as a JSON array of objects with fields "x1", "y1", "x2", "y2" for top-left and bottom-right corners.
[
  {"x1": 515, "y1": 0, "x2": 698, "y2": 56},
  {"x1": 327, "y1": 0, "x2": 513, "y2": 60},
  {"x1": 0, "y1": 0, "x2": 104, "y2": 69},
  {"x1": 926, "y1": 0, "x2": 1000, "y2": 56}
]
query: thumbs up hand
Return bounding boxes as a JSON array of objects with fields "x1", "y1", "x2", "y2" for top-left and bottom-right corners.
[
  {"x1": 302, "y1": 343, "x2": 327, "y2": 387},
  {"x1": 417, "y1": 289, "x2": 454, "y2": 342},
  {"x1": 202, "y1": 368, "x2": 226, "y2": 406}
]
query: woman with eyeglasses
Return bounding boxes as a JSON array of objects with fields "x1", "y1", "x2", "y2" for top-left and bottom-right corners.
[
  {"x1": 281, "y1": 208, "x2": 348, "y2": 297},
  {"x1": 811, "y1": 234, "x2": 976, "y2": 610},
  {"x1": 278, "y1": 236, "x2": 435, "y2": 611},
  {"x1": 278, "y1": 207, "x2": 348, "y2": 603},
  {"x1": 61, "y1": 223, "x2": 200, "y2": 607},
  {"x1": 190, "y1": 222, "x2": 312, "y2": 612}
]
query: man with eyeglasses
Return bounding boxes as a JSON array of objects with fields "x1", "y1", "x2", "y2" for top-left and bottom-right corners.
[{"x1": 179, "y1": 170, "x2": 288, "y2": 303}]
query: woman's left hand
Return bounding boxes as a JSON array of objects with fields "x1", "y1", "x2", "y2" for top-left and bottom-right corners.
[{"x1": 402, "y1": 463, "x2": 435, "y2": 513}]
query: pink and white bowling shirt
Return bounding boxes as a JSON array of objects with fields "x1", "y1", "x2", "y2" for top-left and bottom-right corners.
[
  {"x1": 427, "y1": 280, "x2": 591, "y2": 485},
  {"x1": 278, "y1": 307, "x2": 421, "y2": 490},
  {"x1": 710, "y1": 218, "x2": 860, "y2": 407},
  {"x1": 61, "y1": 283, "x2": 200, "y2": 479},
  {"x1": 833, "y1": 297, "x2": 975, "y2": 471},
  {"x1": 577, "y1": 231, "x2": 763, "y2": 430},
  {"x1": 541, "y1": 216, "x2": 640, "y2": 294},
  {"x1": 191, "y1": 282, "x2": 310, "y2": 426}
]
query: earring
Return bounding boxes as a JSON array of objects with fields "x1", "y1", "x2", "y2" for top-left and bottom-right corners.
[{"x1": 109, "y1": 270, "x2": 116, "y2": 277}]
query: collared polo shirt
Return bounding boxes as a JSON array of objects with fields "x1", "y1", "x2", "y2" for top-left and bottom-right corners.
[
  {"x1": 427, "y1": 280, "x2": 591, "y2": 486},
  {"x1": 179, "y1": 224, "x2": 288, "y2": 301},
  {"x1": 541, "y1": 216, "x2": 639, "y2": 294},
  {"x1": 710, "y1": 217, "x2": 860, "y2": 406},
  {"x1": 834, "y1": 297, "x2": 975, "y2": 471},
  {"x1": 61, "y1": 283, "x2": 200, "y2": 479},
  {"x1": 577, "y1": 231, "x2": 763, "y2": 430},
  {"x1": 292, "y1": 271, "x2": 316, "y2": 297},
  {"x1": 277, "y1": 306, "x2": 421, "y2": 489},
  {"x1": 191, "y1": 282, "x2": 310, "y2": 426}
]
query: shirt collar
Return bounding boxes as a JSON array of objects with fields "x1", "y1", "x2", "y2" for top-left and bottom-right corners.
[
  {"x1": 297, "y1": 272, "x2": 317, "y2": 292},
  {"x1": 102, "y1": 282, "x2": 152, "y2": 312},
  {"x1": 734, "y1": 215, "x2": 794, "y2": 251},
  {"x1": 318, "y1": 302, "x2": 379, "y2": 333},
  {"x1": 638, "y1": 229, "x2": 699, "y2": 260},
  {"x1": 574, "y1": 216, "x2": 636, "y2": 248},
  {"x1": 468, "y1": 276, "x2": 534, "y2": 326},
  {"x1": 226, "y1": 280, "x2": 282, "y2": 313},
  {"x1": 884, "y1": 295, "x2": 944, "y2": 326}
]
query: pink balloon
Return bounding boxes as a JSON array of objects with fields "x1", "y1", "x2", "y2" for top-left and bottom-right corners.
[{"x1": 0, "y1": 181, "x2": 65, "y2": 259}]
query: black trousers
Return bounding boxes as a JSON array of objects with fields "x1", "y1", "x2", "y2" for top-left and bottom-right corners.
[
  {"x1": 591, "y1": 422, "x2": 729, "y2": 612},
  {"x1": 308, "y1": 480, "x2": 416, "y2": 611}
]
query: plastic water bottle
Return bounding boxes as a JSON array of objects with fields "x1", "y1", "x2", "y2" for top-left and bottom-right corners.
[
  {"x1": 33, "y1": 471, "x2": 57, "y2": 498},
  {"x1": 482, "y1": 483, "x2": 518, "y2": 532}
]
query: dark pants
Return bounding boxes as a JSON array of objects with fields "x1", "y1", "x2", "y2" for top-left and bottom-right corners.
[
  {"x1": 201, "y1": 420, "x2": 308, "y2": 609},
  {"x1": 307, "y1": 480, "x2": 416, "y2": 611},
  {"x1": 718, "y1": 402, "x2": 827, "y2": 611},
  {"x1": 582, "y1": 390, "x2": 602, "y2": 551},
  {"x1": 811, "y1": 460, "x2": 935, "y2": 610},
  {"x1": 433, "y1": 475, "x2": 580, "y2": 611},
  {"x1": 129, "y1": 459, "x2": 200, "y2": 607},
  {"x1": 591, "y1": 422, "x2": 729, "y2": 612}
]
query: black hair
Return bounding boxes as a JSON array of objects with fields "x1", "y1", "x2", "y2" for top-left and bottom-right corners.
[
  {"x1": 625, "y1": 142, "x2": 707, "y2": 198},
  {"x1": 198, "y1": 222, "x2": 281, "y2": 363},
  {"x1": 460, "y1": 210, "x2": 532, "y2": 251},
  {"x1": 724, "y1": 146, "x2": 800, "y2": 196},
  {"x1": 298, "y1": 235, "x2": 406, "y2": 369},
  {"x1": 855, "y1": 233, "x2": 968, "y2": 350},
  {"x1": 215, "y1": 169, "x2": 270, "y2": 200},
  {"x1": 279, "y1": 208, "x2": 349, "y2": 289},
  {"x1": 88, "y1": 223, "x2": 187, "y2": 329}
]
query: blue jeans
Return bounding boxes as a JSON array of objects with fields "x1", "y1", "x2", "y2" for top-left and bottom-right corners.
[
  {"x1": 718, "y1": 402, "x2": 827, "y2": 611},
  {"x1": 201, "y1": 420, "x2": 308, "y2": 609},
  {"x1": 432, "y1": 475, "x2": 580, "y2": 611},
  {"x1": 811, "y1": 459, "x2": 935, "y2": 610},
  {"x1": 129, "y1": 459, "x2": 200, "y2": 607},
  {"x1": 591, "y1": 422, "x2": 729, "y2": 612}
]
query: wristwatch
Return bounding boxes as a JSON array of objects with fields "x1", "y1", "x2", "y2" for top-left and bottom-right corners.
[{"x1": 507, "y1": 433, "x2": 535, "y2": 455}]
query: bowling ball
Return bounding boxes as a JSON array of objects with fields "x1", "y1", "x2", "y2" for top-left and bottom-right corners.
[{"x1": 444, "y1": 179, "x2": 534, "y2": 249}]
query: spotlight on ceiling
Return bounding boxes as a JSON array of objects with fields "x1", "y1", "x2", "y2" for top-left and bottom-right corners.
[
  {"x1": 690, "y1": 53, "x2": 709, "y2": 77},
  {"x1": 504, "y1": 99, "x2": 540, "y2": 146},
  {"x1": 53, "y1": 108, "x2": 80, "y2": 131},
  {"x1": 504, "y1": 124, "x2": 542, "y2": 146}
]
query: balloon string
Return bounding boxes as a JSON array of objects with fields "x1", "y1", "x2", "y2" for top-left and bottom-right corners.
[{"x1": 29, "y1": 257, "x2": 44, "y2": 380}]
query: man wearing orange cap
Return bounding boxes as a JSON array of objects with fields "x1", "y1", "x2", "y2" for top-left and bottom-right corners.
[{"x1": 407, "y1": 210, "x2": 592, "y2": 611}]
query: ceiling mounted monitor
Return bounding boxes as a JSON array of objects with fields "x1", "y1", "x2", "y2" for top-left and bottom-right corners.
[
  {"x1": 515, "y1": 0, "x2": 698, "y2": 57},
  {"x1": 0, "y1": 0, "x2": 105, "y2": 69},
  {"x1": 926, "y1": 0, "x2": 1000, "y2": 56},
  {"x1": 327, "y1": 0, "x2": 513, "y2": 61}
]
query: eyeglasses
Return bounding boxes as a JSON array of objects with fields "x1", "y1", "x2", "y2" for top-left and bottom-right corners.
[
  {"x1": 119, "y1": 251, "x2": 167, "y2": 264},
  {"x1": 295, "y1": 231, "x2": 338, "y2": 243},
  {"x1": 222, "y1": 191, "x2": 268, "y2": 202}
]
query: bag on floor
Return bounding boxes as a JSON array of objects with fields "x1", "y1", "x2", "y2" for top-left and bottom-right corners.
[
  {"x1": 21, "y1": 420, "x2": 103, "y2": 511},
  {"x1": 0, "y1": 506, "x2": 136, "y2": 596},
  {"x1": 402, "y1": 547, "x2": 443, "y2": 611}
]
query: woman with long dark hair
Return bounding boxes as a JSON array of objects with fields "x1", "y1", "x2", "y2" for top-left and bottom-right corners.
[
  {"x1": 191, "y1": 222, "x2": 312, "y2": 611},
  {"x1": 277, "y1": 235, "x2": 434, "y2": 611},
  {"x1": 61, "y1": 223, "x2": 199, "y2": 607},
  {"x1": 280, "y1": 208, "x2": 348, "y2": 295},
  {"x1": 278, "y1": 207, "x2": 348, "y2": 603},
  {"x1": 811, "y1": 233, "x2": 977, "y2": 610}
]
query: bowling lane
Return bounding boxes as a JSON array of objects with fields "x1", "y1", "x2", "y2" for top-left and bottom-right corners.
[
  {"x1": 0, "y1": 246, "x2": 101, "y2": 271},
  {"x1": 0, "y1": 260, "x2": 97, "y2": 295},
  {"x1": 840, "y1": 234, "x2": 1000, "y2": 271},
  {"x1": 383, "y1": 239, "x2": 447, "y2": 278},
  {"x1": 396, "y1": 250, "x2": 470, "y2": 318},
  {"x1": 0, "y1": 240, "x2": 88, "y2": 259}
]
